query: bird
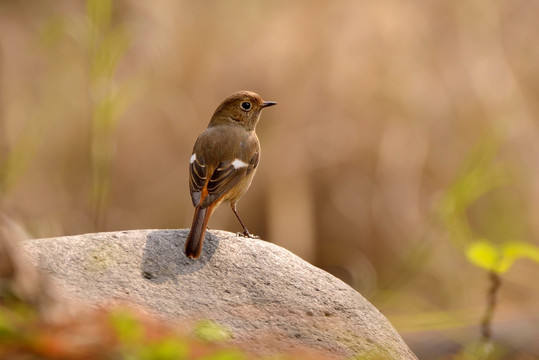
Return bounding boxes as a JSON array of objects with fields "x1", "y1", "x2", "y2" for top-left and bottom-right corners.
[{"x1": 185, "y1": 91, "x2": 276, "y2": 259}]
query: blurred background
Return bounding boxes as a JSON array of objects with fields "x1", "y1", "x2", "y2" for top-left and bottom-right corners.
[{"x1": 1, "y1": 1, "x2": 538, "y2": 358}]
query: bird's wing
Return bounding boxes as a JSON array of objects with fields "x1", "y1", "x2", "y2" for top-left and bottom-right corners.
[
  {"x1": 199, "y1": 151, "x2": 259, "y2": 208},
  {"x1": 189, "y1": 154, "x2": 207, "y2": 207}
]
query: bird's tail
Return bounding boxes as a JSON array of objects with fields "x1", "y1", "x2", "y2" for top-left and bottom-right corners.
[{"x1": 185, "y1": 205, "x2": 213, "y2": 259}]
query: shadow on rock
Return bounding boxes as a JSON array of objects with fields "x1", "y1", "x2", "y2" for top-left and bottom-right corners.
[{"x1": 140, "y1": 229, "x2": 219, "y2": 283}]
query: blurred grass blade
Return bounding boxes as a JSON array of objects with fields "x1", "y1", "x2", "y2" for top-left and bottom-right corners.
[{"x1": 87, "y1": 0, "x2": 112, "y2": 29}]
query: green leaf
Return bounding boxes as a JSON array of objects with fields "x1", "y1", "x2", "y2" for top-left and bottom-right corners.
[
  {"x1": 200, "y1": 349, "x2": 246, "y2": 360},
  {"x1": 500, "y1": 241, "x2": 539, "y2": 270},
  {"x1": 0, "y1": 310, "x2": 17, "y2": 340},
  {"x1": 466, "y1": 240, "x2": 539, "y2": 274},
  {"x1": 139, "y1": 338, "x2": 189, "y2": 360},
  {"x1": 194, "y1": 320, "x2": 233, "y2": 342},
  {"x1": 109, "y1": 309, "x2": 144, "y2": 344},
  {"x1": 466, "y1": 240, "x2": 500, "y2": 272}
]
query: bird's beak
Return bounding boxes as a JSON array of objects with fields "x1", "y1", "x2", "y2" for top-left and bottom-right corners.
[{"x1": 261, "y1": 101, "x2": 277, "y2": 108}]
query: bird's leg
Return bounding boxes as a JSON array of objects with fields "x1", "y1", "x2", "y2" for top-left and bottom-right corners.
[{"x1": 230, "y1": 203, "x2": 259, "y2": 239}]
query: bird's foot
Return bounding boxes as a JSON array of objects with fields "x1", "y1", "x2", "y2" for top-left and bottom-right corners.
[{"x1": 237, "y1": 231, "x2": 260, "y2": 239}]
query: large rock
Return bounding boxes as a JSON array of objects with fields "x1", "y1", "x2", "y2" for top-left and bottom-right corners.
[{"x1": 23, "y1": 229, "x2": 417, "y2": 359}]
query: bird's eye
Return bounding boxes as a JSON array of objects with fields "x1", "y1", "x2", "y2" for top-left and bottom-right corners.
[{"x1": 240, "y1": 101, "x2": 252, "y2": 111}]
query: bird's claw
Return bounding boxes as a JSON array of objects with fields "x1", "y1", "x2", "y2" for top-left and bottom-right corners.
[{"x1": 237, "y1": 231, "x2": 260, "y2": 239}]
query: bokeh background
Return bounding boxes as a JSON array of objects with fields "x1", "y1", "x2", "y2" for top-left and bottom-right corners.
[{"x1": 1, "y1": 1, "x2": 538, "y2": 358}]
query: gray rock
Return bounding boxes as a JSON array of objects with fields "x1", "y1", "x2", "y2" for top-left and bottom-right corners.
[{"x1": 23, "y1": 229, "x2": 417, "y2": 359}]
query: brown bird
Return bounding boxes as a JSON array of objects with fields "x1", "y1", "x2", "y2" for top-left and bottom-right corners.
[{"x1": 185, "y1": 91, "x2": 276, "y2": 259}]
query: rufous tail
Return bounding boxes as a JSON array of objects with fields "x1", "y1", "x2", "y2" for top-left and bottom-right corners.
[{"x1": 185, "y1": 206, "x2": 212, "y2": 259}]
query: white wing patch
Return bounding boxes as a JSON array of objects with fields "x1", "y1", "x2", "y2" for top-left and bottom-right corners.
[
  {"x1": 190, "y1": 153, "x2": 197, "y2": 164},
  {"x1": 231, "y1": 158, "x2": 248, "y2": 169}
]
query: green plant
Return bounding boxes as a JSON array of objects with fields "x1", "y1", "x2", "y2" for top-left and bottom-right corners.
[
  {"x1": 85, "y1": 0, "x2": 131, "y2": 229},
  {"x1": 39, "y1": 0, "x2": 134, "y2": 230},
  {"x1": 0, "y1": 50, "x2": 46, "y2": 205},
  {"x1": 439, "y1": 131, "x2": 539, "y2": 358},
  {"x1": 194, "y1": 320, "x2": 234, "y2": 343}
]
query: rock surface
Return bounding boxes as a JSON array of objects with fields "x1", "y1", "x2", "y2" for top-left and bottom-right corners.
[{"x1": 23, "y1": 229, "x2": 417, "y2": 359}]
